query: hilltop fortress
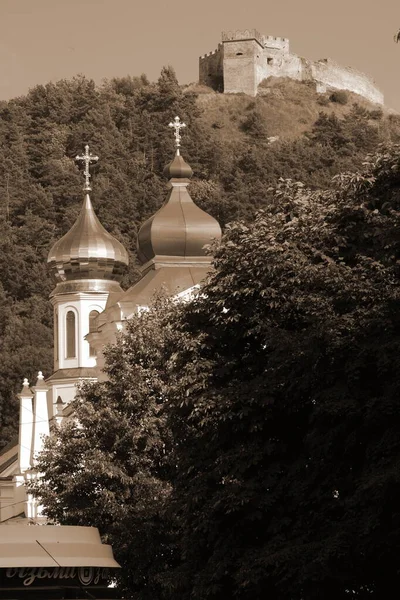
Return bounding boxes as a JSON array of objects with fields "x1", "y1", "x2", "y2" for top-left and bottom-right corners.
[{"x1": 199, "y1": 30, "x2": 384, "y2": 105}]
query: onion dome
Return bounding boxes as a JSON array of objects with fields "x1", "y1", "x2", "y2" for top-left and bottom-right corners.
[
  {"x1": 163, "y1": 152, "x2": 193, "y2": 179},
  {"x1": 137, "y1": 117, "x2": 221, "y2": 265},
  {"x1": 48, "y1": 145, "x2": 128, "y2": 287},
  {"x1": 48, "y1": 193, "x2": 129, "y2": 284}
]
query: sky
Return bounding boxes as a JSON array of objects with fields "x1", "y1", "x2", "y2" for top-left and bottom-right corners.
[{"x1": 0, "y1": 0, "x2": 399, "y2": 111}]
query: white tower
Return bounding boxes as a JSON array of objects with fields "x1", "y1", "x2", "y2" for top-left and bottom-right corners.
[{"x1": 46, "y1": 146, "x2": 129, "y2": 416}]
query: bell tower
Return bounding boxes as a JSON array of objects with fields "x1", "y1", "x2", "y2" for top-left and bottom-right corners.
[{"x1": 46, "y1": 145, "x2": 129, "y2": 413}]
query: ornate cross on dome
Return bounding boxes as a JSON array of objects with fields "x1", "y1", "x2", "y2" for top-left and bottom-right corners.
[
  {"x1": 169, "y1": 116, "x2": 186, "y2": 155},
  {"x1": 75, "y1": 144, "x2": 99, "y2": 191}
]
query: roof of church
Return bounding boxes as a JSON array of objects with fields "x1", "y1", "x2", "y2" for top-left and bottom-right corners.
[
  {"x1": 0, "y1": 436, "x2": 18, "y2": 479},
  {"x1": 0, "y1": 453, "x2": 17, "y2": 475},
  {"x1": 137, "y1": 118, "x2": 221, "y2": 266},
  {"x1": 118, "y1": 264, "x2": 211, "y2": 316},
  {"x1": 100, "y1": 119, "x2": 220, "y2": 323},
  {"x1": 47, "y1": 146, "x2": 129, "y2": 286},
  {"x1": 0, "y1": 437, "x2": 18, "y2": 458},
  {"x1": 47, "y1": 193, "x2": 129, "y2": 284},
  {"x1": 46, "y1": 367, "x2": 98, "y2": 382}
]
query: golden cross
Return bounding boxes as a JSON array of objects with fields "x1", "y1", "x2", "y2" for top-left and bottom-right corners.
[
  {"x1": 168, "y1": 116, "x2": 186, "y2": 154},
  {"x1": 75, "y1": 144, "x2": 99, "y2": 191}
]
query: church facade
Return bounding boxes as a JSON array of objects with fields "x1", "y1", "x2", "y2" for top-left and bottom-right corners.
[{"x1": 0, "y1": 119, "x2": 221, "y2": 522}]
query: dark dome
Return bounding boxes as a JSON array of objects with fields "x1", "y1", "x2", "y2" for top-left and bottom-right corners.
[
  {"x1": 137, "y1": 152, "x2": 221, "y2": 264},
  {"x1": 163, "y1": 153, "x2": 193, "y2": 179}
]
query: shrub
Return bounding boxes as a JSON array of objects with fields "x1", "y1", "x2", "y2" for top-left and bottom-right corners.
[
  {"x1": 330, "y1": 90, "x2": 349, "y2": 105},
  {"x1": 317, "y1": 94, "x2": 330, "y2": 106},
  {"x1": 368, "y1": 108, "x2": 384, "y2": 120},
  {"x1": 240, "y1": 108, "x2": 268, "y2": 139}
]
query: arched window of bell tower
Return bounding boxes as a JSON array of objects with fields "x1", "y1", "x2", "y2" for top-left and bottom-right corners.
[{"x1": 66, "y1": 311, "x2": 76, "y2": 358}]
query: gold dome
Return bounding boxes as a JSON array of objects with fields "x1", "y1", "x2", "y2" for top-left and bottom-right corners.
[{"x1": 48, "y1": 194, "x2": 129, "y2": 284}]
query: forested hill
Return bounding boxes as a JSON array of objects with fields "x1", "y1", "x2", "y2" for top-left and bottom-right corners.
[{"x1": 0, "y1": 67, "x2": 399, "y2": 447}]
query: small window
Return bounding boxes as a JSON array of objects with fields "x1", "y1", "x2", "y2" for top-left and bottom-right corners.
[
  {"x1": 236, "y1": 52, "x2": 243, "y2": 56},
  {"x1": 267, "y1": 57, "x2": 273, "y2": 65},
  {"x1": 89, "y1": 310, "x2": 99, "y2": 357},
  {"x1": 66, "y1": 311, "x2": 76, "y2": 358}
]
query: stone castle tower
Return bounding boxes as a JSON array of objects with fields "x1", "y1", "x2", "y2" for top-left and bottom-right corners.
[{"x1": 199, "y1": 30, "x2": 384, "y2": 105}]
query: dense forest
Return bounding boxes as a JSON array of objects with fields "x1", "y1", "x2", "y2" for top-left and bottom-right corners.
[{"x1": 1, "y1": 67, "x2": 400, "y2": 448}]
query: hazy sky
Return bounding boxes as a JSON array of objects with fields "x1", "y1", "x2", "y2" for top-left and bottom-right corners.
[{"x1": 1, "y1": 0, "x2": 399, "y2": 110}]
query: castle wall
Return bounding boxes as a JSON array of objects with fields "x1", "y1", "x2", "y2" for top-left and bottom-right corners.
[
  {"x1": 310, "y1": 59, "x2": 384, "y2": 105},
  {"x1": 222, "y1": 29, "x2": 264, "y2": 45},
  {"x1": 262, "y1": 35, "x2": 290, "y2": 54},
  {"x1": 255, "y1": 48, "x2": 267, "y2": 92},
  {"x1": 199, "y1": 44, "x2": 224, "y2": 91},
  {"x1": 261, "y1": 53, "x2": 303, "y2": 82},
  {"x1": 223, "y1": 38, "x2": 264, "y2": 96},
  {"x1": 199, "y1": 31, "x2": 384, "y2": 106}
]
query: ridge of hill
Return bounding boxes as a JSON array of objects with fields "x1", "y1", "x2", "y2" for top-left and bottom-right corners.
[{"x1": 188, "y1": 78, "x2": 398, "y2": 144}]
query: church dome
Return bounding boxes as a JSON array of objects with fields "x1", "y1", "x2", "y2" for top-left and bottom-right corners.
[
  {"x1": 137, "y1": 150, "x2": 221, "y2": 265},
  {"x1": 163, "y1": 152, "x2": 193, "y2": 179},
  {"x1": 48, "y1": 194, "x2": 129, "y2": 283}
]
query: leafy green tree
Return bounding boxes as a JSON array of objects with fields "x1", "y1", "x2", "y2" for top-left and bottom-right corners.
[
  {"x1": 30, "y1": 299, "x2": 180, "y2": 597},
  {"x1": 162, "y1": 151, "x2": 400, "y2": 599},
  {"x1": 33, "y1": 145, "x2": 400, "y2": 599}
]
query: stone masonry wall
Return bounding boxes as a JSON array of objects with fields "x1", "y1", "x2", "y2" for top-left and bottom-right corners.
[
  {"x1": 199, "y1": 44, "x2": 224, "y2": 91},
  {"x1": 223, "y1": 38, "x2": 264, "y2": 95},
  {"x1": 310, "y1": 59, "x2": 384, "y2": 105},
  {"x1": 262, "y1": 35, "x2": 290, "y2": 54},
  {"x1": 261, "y1": 53, "x2": 303, "y2": 82}
]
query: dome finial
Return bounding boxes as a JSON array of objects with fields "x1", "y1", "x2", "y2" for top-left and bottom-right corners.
[
  {"x1": 163, "y1": 118, "x2": 193, "y2": 179},
  {"x1": 168, "y1": 116, "x2": 186, "y2": 156},
  {"x1": 75, "y1": 144, "x2": 99, "y2": 191}
]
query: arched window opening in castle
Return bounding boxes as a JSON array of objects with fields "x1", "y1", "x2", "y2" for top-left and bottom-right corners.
[
  {"x1": 89, "y1": 310, "x2": 100, "y2": 357},
  {"x1": 66, "y1": 311, "x2": 76, "y2": 358}
]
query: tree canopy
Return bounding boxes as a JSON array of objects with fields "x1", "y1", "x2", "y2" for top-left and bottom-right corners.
[
  {"x1": 1, "y1": 69, "x2": 400, "y2": 448},
  {"x1": 32, "y1": 144, "x2": 400, "y2": 599}
]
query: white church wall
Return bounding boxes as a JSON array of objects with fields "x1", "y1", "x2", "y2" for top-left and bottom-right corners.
[{"x1": 52, "y1": 293, "x2": 108, "y2": 371}]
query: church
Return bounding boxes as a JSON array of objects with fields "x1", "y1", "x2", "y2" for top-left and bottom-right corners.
[{"x1": 0, "y1": 118, "x2": 221, "y2": 523}]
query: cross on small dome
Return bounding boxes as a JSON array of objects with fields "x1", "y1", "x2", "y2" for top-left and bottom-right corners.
[{"x1": 168, "y1": 116, "x2": 186, "y2": 155}]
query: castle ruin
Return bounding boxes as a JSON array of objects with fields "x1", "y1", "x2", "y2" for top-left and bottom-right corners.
[{"x1": 199, "y1": 30, "x2": 384, "y2": 105}]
